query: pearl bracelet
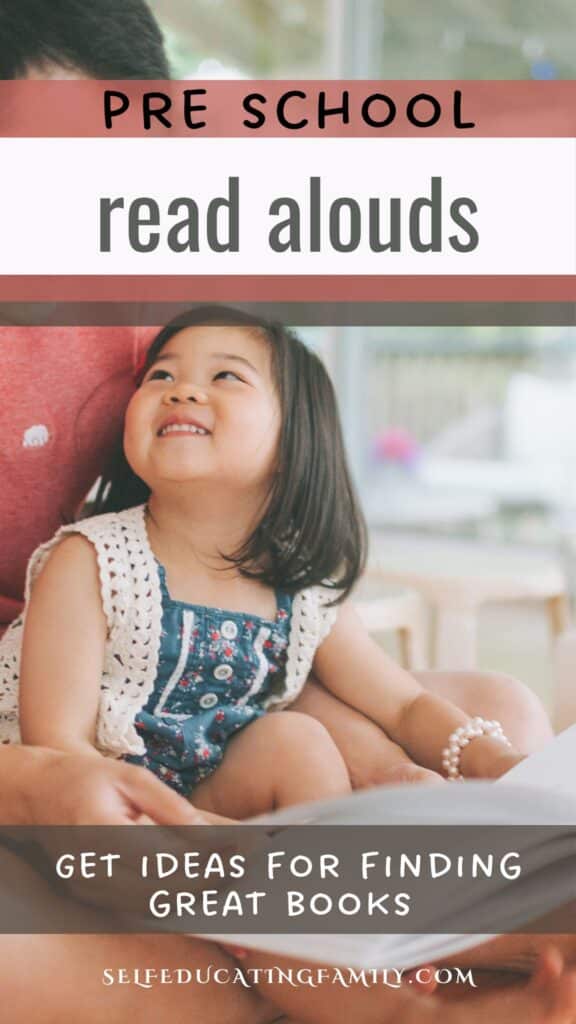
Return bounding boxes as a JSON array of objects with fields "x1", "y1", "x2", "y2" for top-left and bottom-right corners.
[{"x1": 441, "y1": 717, "x2": 511, "y2": 781}]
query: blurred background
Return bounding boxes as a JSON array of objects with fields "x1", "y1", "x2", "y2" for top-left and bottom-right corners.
[
  {"x1": 145, "y1": 1, "x2": 576, "y2": 719},
  {"x1": 149, "y1": 0, "x2": 573, "y2": 81}
]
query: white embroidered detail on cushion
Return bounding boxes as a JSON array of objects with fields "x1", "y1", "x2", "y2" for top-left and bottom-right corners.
[{"x1": 22, "y1": 424, "x2": 50, "y2": 448}]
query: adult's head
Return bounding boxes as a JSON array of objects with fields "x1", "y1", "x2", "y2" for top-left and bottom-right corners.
[{"x1": 0, "y1": 0, "x2": 170, "y2": 79}]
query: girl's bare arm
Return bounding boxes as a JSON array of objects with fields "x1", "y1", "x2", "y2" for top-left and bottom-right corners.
[
  {"x1": 19, "y1": 534, "x2": 106, "y2": 757},
  {"x1": 313, "y1": 603, "x2": 522, "y2": 779}
]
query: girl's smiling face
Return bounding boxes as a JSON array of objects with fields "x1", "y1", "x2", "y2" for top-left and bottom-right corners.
[{"x1": 124, "y1": 326, "x2": 281, "y2": 499}]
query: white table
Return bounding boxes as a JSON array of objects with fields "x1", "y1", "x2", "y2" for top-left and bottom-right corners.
[{"x1": 369, "y1": 534, "x2": 568, "y2": 669}]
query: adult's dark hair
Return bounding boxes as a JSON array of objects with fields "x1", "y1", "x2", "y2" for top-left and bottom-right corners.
[
  {"x1": 93, "y1": 305, "x2": 367, "y2": 602},
  {"x1": 0, "y1": 0, "x2": 170, "y2": 79}
]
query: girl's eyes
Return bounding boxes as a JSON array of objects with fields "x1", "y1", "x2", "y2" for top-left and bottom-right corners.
[
  {"x1": 145, "y1": 368, "x2": 174, "y2": 382},
  {"x1": 143, "y1": 368, "x2": 244, "y2": 384},
  {"x1": 214, "y1": 370, "x2": 243, "y2": 382}
]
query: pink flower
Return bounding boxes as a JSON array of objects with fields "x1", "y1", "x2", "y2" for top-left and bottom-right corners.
[{"x1": 373, "y1": 427, "x2": 419, "y2": 466}]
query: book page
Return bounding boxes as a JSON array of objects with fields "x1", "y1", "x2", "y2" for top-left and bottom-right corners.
[
  {"x1": 210, "y1": 781, "x2": 576, "y2": 968},
  {"x1": 500, "y1": 725, "x2": 576, "y2": 797}
]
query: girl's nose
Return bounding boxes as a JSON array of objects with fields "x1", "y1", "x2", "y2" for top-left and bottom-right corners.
[{"x1": 163, "y1": 382, "x2": 209, "y2": 405}]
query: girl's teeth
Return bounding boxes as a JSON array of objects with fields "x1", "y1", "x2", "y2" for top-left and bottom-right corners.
[{"x1": 161, "y1": 424, "x2": 207, "y2": 436}]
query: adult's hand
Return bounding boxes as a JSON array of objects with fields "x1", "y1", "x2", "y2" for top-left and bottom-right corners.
[
  {"x1": 0, "y1": 744, "x2": 205, "y2": 825},
  {"x1": 0, "y1": 746, "x2": 242, "y2": 924}
]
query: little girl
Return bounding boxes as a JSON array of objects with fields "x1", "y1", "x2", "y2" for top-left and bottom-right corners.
[{"x1": 0, "y1": 307, "x2": 522, "y2": 818}]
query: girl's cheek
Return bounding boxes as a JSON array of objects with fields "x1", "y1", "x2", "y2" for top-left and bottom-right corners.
[
  {"x1": 124, "y1": 392, "x2": 149, "y2": 438},
  {"x1": 125, "y1": 389, "x2": 145, "y2": 423},
  {"x1": 123, "y1": 414, "x2": 145, "y2": 475}
]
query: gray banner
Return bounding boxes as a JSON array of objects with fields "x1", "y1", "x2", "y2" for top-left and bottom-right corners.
[
  {"x1": 0, "y1": 825, "x2": 575, "y2": 934},
  {"x1": 0, "y1": 302, "x2": 575, "y2": 326}
]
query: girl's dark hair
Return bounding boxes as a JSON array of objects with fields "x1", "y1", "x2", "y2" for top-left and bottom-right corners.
[{"x1": 93, "y1": 306, "x2": 367, "y2": 601}]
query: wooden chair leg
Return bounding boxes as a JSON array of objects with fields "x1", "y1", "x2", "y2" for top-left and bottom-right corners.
[
  {"x1": 397, "y1": 619, "x2": 427, "y2": 671},
  {"x1": 547, "y1": 593, "x2": 569, "y2": 638},
  {"x1": 397, "y1": 627, "x2": 412, "y2": 669}
]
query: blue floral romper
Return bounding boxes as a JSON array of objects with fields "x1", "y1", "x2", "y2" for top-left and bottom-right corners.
[{"x1": 125, "y1": 561, "x2": 292, "y2": 796}]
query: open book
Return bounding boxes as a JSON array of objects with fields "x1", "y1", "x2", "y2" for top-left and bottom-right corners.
[
  {"x1": 205, "y1": 726, "x2": 576, "y2": 969},
  {"x1": 500, "y1": 724, "x2": 576, "y2": 797}
]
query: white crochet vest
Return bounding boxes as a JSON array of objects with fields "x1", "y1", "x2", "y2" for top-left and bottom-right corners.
[{"x1": 0, "y1": 505, "x2": 338, "y2": 757}]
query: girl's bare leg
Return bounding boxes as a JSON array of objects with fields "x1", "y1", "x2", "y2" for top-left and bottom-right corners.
[{"x1": 193, "y1": 711, "x2": 351, "y2": 819}]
